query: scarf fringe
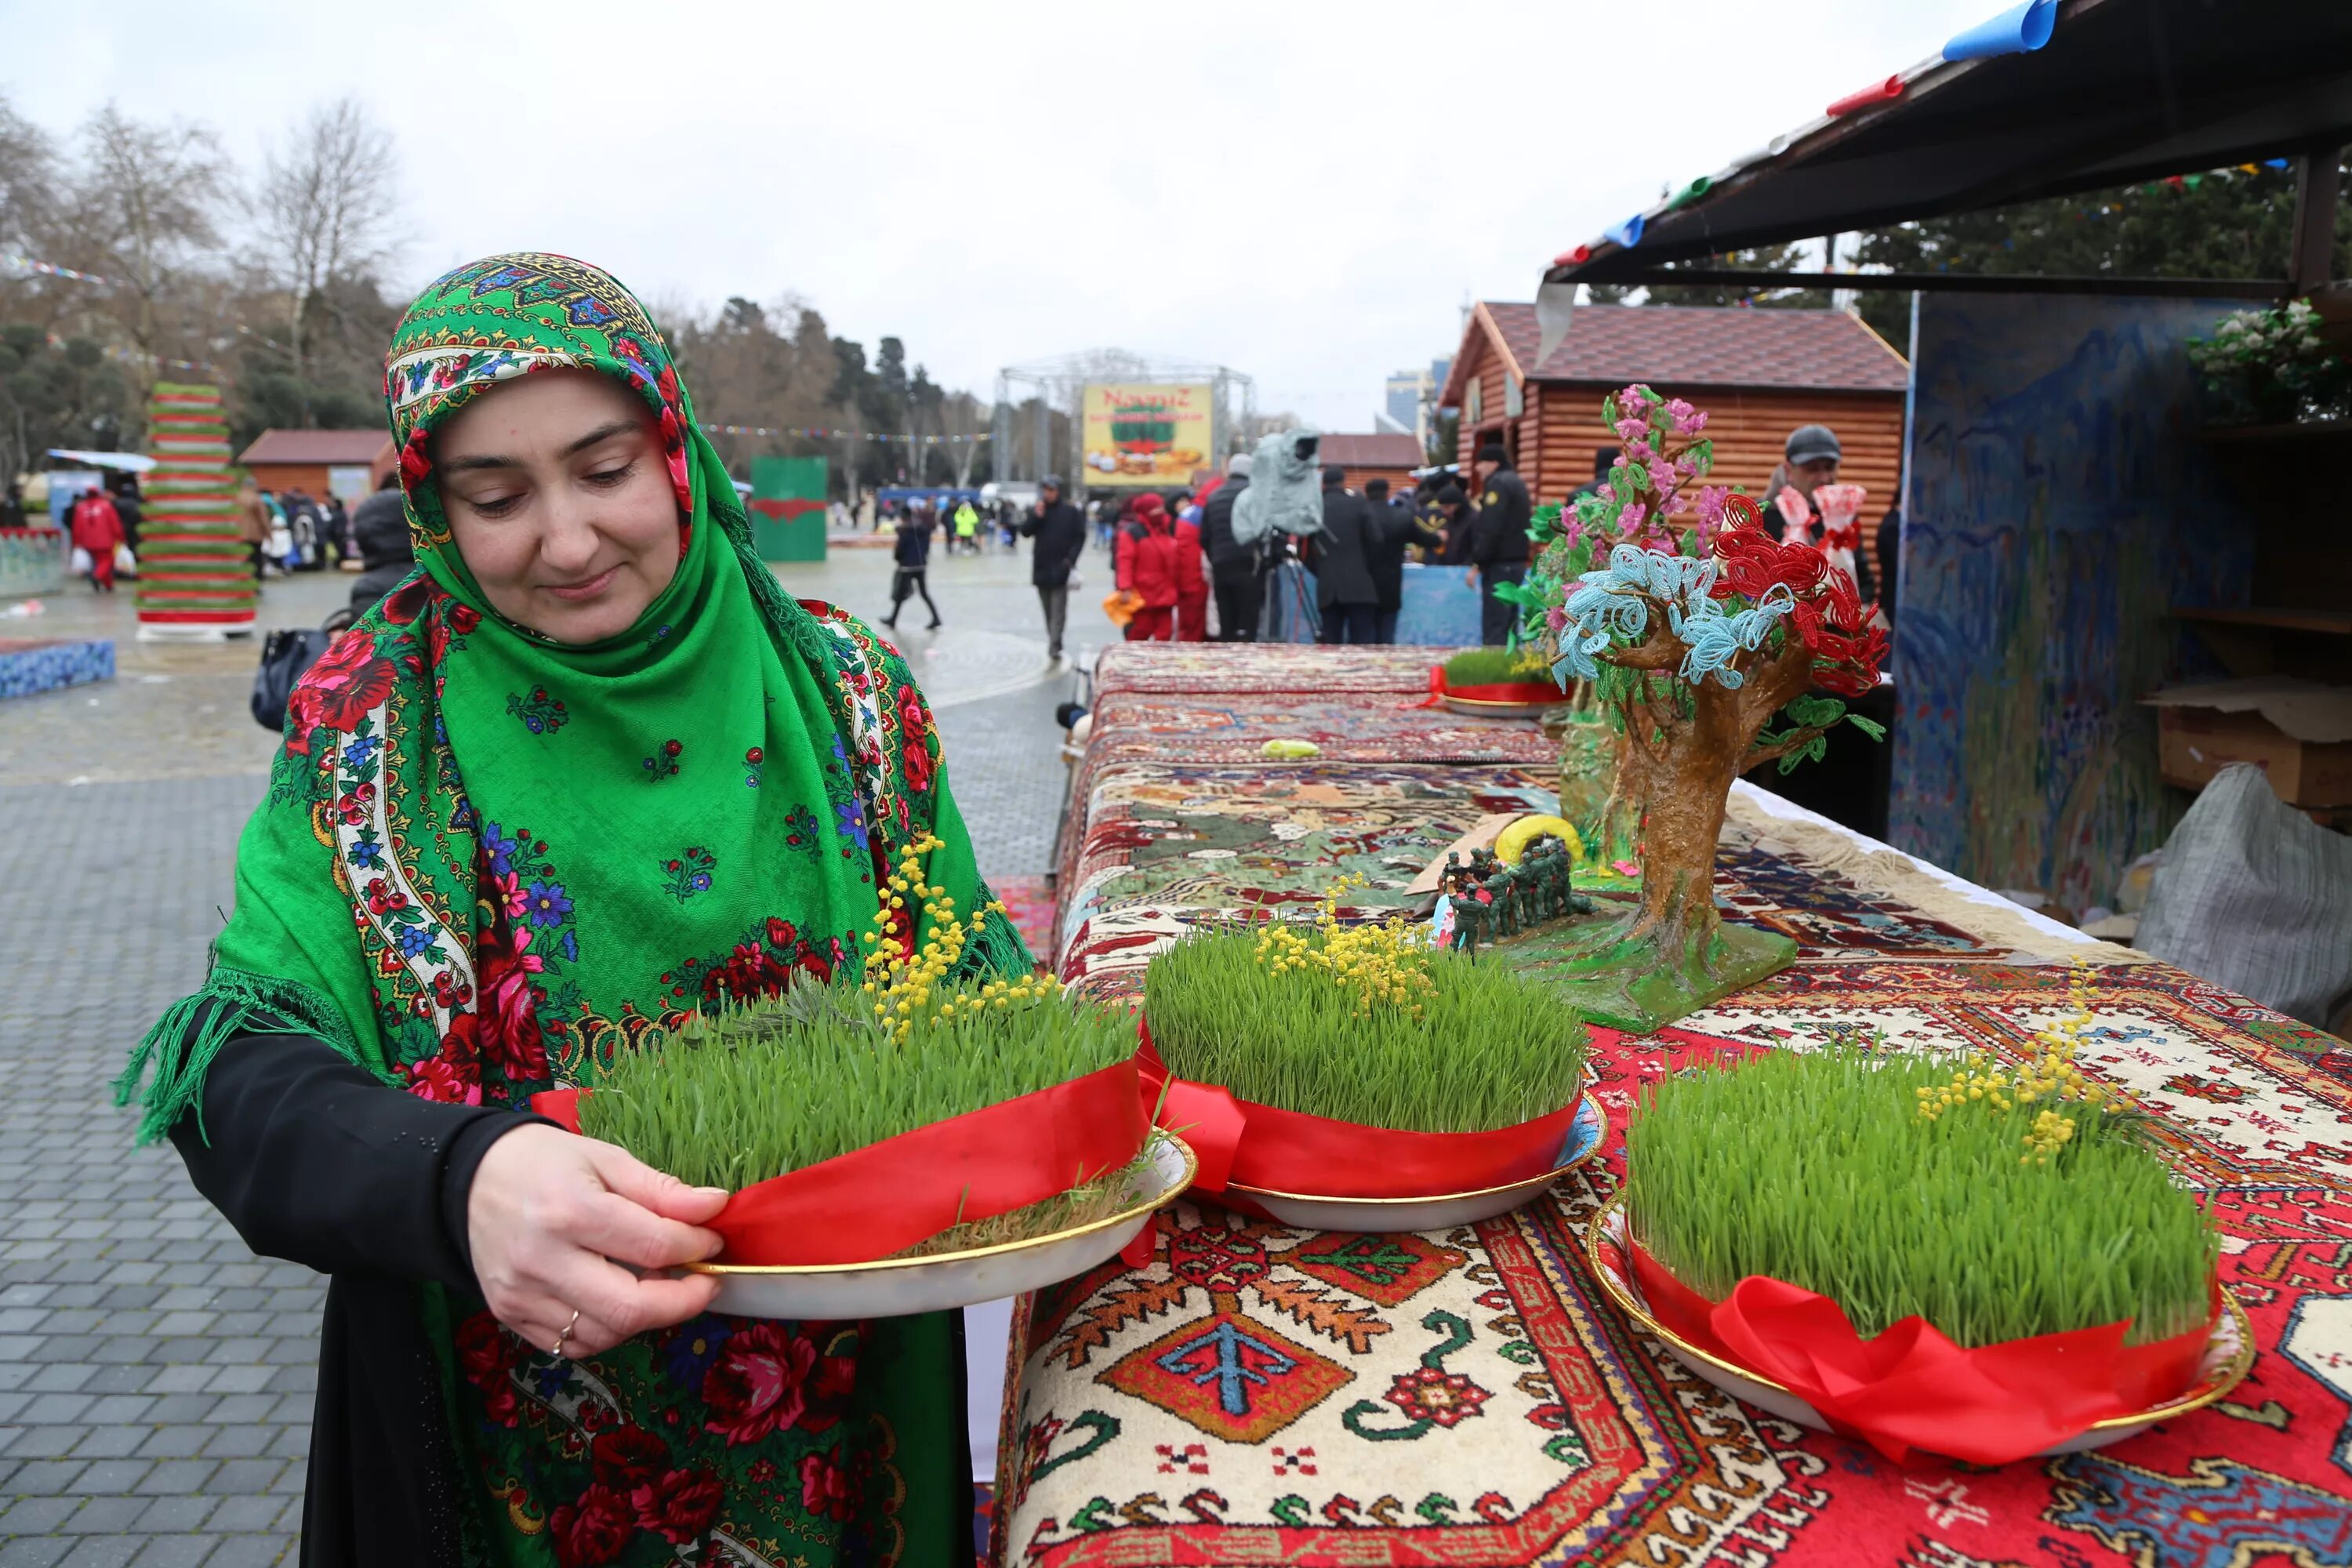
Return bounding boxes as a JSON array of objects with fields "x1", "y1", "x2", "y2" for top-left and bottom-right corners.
[
  {"x1": 959, "y1": 880, "x2": 1040, "y2": 981},
  {"x1": 112, "y1": 967, "x2": 376, "y2": 1147}
]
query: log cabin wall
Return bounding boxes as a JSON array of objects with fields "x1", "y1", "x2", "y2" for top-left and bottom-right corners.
[{"x1": 1532, "y1": 384, "x2": 1906, "y2": 584}]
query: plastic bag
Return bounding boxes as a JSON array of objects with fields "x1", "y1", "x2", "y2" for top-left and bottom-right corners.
[
  {"x1": 69, "y1": 546, "x2": 92, "y2": 575},
  {"x1": 113, "y1": 543, "x2": 136, "y2": 575}
]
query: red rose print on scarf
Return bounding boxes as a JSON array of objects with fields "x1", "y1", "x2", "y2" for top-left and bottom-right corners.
[
  {"x1": 550, "y1": 1484, "x2": 635, "y2": 1567},
  {"x1": 895, "y1": 684, "x2": 935, "y2": 793},
  {"x1": 284, "y1": 634, "x2": 397, "y2": 755},
  {"x1": 405, "y1": 1011, "x2": 481, "y2": 1105},
  {"x1": 700, "y1": 1323, "x2": 856, "y2": 1446},
  {"x1": 800, "y1": 1446, "x2": 858, "y2": 1523},
  {"x1": 631, "y1": 1467, "x2": 724, "y2": 1545},
  {"x1": 474, "y1": 913, "x2": 548, "y2": 1082},
  {"x1": 589, "y1": 1427, "x2": 670, "y2": 1493},
  {"x1": 454, "y1": 1313, "x2": 522, "y2": 1427}
]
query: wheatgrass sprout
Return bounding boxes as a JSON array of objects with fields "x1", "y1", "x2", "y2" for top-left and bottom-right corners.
[
  {"x1": 1443, "y1": 647, "x2": 1555, "y2": 687},
  {"x1": 1624, "y1": 1045, "x2": 2218, "y2": 1348},
  {"x1": 577, "y1": 973, "x2": 1137, "y2": 1196},
  {"x1": 1143, "y1": 914, "x2": 1589, "y2": 1134}
]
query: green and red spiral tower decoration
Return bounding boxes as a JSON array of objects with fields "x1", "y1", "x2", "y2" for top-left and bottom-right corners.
[{"x1": 136, "y1": 383, "x2": 256, "y2": 638}]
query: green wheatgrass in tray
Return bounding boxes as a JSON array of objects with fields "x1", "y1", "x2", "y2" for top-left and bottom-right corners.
[
  {"x1": 1624, "y1": 1044, "x2": 2219, "y2": 1348},
  {"x1": 580, "y1": 842, "x2": 1160, "y2": 1257},
  {"x1": 578, "y1": 976, "x2": 1154, "y2": 1258},
  {"x1": 1442, "y1": 646, "x2": 1557, "y2": 687},
  {"x1": 1142, "y1": 890, "x2": 1590, "y2": 1134}
]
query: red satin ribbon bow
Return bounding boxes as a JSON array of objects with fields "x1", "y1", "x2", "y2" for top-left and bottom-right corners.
[
  {"x1": 534, "y1": 1058, "x2": 1149, "y2": 1268},
  {"x1": 1136, "y1": 1029, "x2": 1582, "y2": 1200},
  {"x1": 1628, "y1": 1243, "x2": 2215, "y2": 1466}
]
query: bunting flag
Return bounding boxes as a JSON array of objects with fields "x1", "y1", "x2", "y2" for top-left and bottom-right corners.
[
  {"x1": 1, "y1": 252, "x2": 126, "y2": 287},
  {"x1": 699, "y1": 422, "x2": 993, "y2": 443},
  {"x1": 136, "y1": 383, "x2": 256, "y2": 638}
]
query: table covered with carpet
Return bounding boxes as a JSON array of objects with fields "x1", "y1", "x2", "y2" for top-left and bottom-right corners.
[{"x1": 1001, "y1": 644, "x2": 2352, "y2": 1567}]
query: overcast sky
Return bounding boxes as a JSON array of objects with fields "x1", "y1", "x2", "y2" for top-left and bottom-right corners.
[{"x1": 5, "y1": 0, "x2": 1997, "y2": 433}]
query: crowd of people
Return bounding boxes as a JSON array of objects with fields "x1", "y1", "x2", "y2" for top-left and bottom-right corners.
[{"x1": 979, "y1": 419, "x2": 1891, "y2": 655}]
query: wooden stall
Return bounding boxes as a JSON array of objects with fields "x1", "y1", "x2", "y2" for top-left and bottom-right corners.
[
  {"x1": 1315, "y1": 431, "x2": 1424, "y2": 495},
  {"x1": 1439, "y1": 302, "x2": 1908, "y2": 581},
  {"x1": 237, "y1": 430, "x2": 397, "y2": 500}
]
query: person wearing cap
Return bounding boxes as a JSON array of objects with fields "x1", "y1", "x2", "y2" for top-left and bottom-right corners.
[
  {"x1": 1200, "y1": 452, "x2": 1260, "y2": 641},
  {"x1": 1465, "y1": 441, "x2": 1532, "y2": 644},
  {"x1": 1362, "y1": 478, "x2": 1432, "y2": 644},
  {"x1": 1761, "y1": 424, "x2": 1874, "y2": 604},
  {"x1": 1018, "y1": 474, "x2": 1087, "y2": 661},
  {"x1": 1305, "y1": 465, "x2": 1380, "y2": 644}
]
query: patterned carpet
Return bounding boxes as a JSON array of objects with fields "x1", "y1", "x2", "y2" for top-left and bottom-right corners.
[
  {"x1": 1091, "y1": 643, "x2": 1450, "y2": 699},
  {"x1": 995, "y1": 953, "x2": 2352, "y2": 1567},
  {"x1": 1009, "y1": 649, "x2": 2352, "y2": 1566}
]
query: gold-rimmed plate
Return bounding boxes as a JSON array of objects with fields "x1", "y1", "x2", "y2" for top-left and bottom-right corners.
[
  {"x1": 1217, "y1": 1094, "x2": 1607, "y2": 1232},
  {"x1": 1440, "y1": 693, "x2": 1559, "y2": 718},
  {"x1": 1584, "y1": 1193, "x2": 2255, "y2": 1456},
  {"x1": 688, "y1": 1135, "x2": 1194, "y2": 1319}
]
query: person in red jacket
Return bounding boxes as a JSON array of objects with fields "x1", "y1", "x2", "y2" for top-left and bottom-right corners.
[
  {"x1": 1171, "y1": 501, "x2": 1208, "y2": 642},
  {"x1": 70, "y1": 485, "x2": 126, "y2": 593},
  {"x1": 1115, "y1": 492, "x2": 1180, "y2": 641}
]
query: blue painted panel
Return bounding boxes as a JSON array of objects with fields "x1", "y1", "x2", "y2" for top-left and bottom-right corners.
[{"x1": 1890, "y1": 294, "x2": 2253, "y2": 907}]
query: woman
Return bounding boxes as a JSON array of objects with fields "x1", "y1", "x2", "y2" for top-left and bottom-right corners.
[
  {"x1": 1112, "y1": 491, "x2": 1178, "y2": 641},
  {"x1": 118, "y1": 254, "x2": 1026, "y2": 1567}
]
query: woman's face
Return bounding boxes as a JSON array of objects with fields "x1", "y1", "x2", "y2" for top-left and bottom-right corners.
[{"x1": 432, "y1": 369, "x2": 681, "y2": 644}]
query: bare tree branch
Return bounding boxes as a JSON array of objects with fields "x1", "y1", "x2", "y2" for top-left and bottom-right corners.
[{"x1": 253, "y1": 97, "x2": 397, "y2": 405}]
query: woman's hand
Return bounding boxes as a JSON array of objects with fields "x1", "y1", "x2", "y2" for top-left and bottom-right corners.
[{"x1": 467, "y1": 1124, "x2": 728, "y2": 1358}]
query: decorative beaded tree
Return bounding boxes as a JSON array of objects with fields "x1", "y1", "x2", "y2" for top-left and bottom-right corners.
[
  {"x1": 135, "y1": 383, "x2": 255, "y2": 640},
  {"x1": 1499, "y1": 385, "x2": 1887, "y2": 1030}
]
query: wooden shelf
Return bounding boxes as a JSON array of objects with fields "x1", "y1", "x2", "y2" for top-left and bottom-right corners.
[
  {"x1": 2194, "y1": 418, "x2": 2352, "y2": 444},
  {"x1": 2170, "y1": 606, "x2": 2352, "y2": 636}
]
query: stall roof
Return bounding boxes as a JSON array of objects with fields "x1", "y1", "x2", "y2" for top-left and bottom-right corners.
[{"x1": 1549, "y1": 0, "x2": 2352, "y2": 289}]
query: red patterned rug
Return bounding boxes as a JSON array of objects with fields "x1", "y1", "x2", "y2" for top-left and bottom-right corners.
[{"x1": 993, "y1": 957, "x2": 2352, "y2": 1567}]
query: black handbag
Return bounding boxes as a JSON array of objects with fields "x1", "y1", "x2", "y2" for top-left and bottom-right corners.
[{"x1": 250, "y1": 626, "x2": 338, "y2": 732}]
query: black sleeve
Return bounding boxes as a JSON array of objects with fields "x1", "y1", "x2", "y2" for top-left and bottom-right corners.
[{"x1": 171, "y1": 1033, "x2": 549, "y2": 1290}]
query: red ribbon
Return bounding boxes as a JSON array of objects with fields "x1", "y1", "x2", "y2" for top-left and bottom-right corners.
[
  {"x1": 1625, "y1": 1242, "x2": 2216, "y2": 1466},
  {"x1": 1137, "y1": 1032, "x2": 1584, "y2": 1200},
  {"x1": 533, "y1": 1058, "x2": 1150, "y2": 1268}
]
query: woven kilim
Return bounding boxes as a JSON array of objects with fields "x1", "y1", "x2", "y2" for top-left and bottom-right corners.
[
  {"x1": 1057, "y1": 763, "x2": 1559, "y2": 993},
  {"x1": 994, "y1": 945, "x2": 2352, "y2": 1568},
  {"x1": 136, "y1": 383, "x2": 255, "y2": 631},
  {"x1": 1053, "y1": 762, "x2": 1995, "y2": 1000},
  {"x1": 1091, "y1": 643, "x2": 1447, "y2": 699}
]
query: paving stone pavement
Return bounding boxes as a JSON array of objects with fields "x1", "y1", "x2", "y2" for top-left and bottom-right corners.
[{"x1": 0, "y1": 538, "x2": 1117, "y2": 1563}]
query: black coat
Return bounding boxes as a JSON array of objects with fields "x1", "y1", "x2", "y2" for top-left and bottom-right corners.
[
  {"x1": 1364, "y1": 499, "x2": 1414, "y2": 611},
  {"x1": 1467, "y1": 468, "x2": 1533, "y2": 570},
  {"x1": 1200, "y1": 477, "x2": 1251, "y2": 572},
  {"x1": 893, "y1": 516, "x2": 935, "y2": 569},
  {"x1": 348, "y1": 490, "x2": 415, "y2": 617},
  {"x1": 1308, "y1": 487, "x2": 1378, "y2": 608},
  {"x1": 1018, "y1": 499, "x2": 1086, "y2": 587}
]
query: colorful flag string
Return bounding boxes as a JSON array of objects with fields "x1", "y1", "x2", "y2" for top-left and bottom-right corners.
[{"x1": 697, "y1": 423, "x2": 993, "y2": 444}]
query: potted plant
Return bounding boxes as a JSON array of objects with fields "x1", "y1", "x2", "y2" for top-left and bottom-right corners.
[
  {"x1": 544, "y1": 837, "x2": 1188, "y2": 1311},
  {"x1": 1591, "y1": 970, "x2": 2242, "y2": 1464},
  {"x1": 1138, "y1": 877, "x2": 1599, "y2": 1228},
  {"x1": 1431, "y1": 646, "x2": 1567, "y2": 713}
]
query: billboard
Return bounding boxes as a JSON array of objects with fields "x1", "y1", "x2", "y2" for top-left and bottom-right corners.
[{"x1": 1080, "y1": 383, "x2": 1213, "y2": 487}]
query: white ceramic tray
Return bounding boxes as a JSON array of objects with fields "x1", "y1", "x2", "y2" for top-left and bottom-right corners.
[
  {"x1": 1584, "y1": 1196, "x2": 2253, "y2": 1457},
  {"x1": 691, "y1": 1135, "x2": 1194, "y2": 1319},
  {"x1": 1221, "y1": 1093, "x2": 1607, "y2": 1232}
]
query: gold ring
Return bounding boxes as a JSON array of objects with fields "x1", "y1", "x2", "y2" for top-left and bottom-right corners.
[{"x1": 551, "y1": 1307, "x2": 581, "y2": 1358}]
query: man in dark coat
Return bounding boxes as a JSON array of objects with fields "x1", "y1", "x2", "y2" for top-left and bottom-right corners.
[
  {"x1": 1466, "y1": 441, "x2": 1532, "y2": 645},
  {"x1": 347, "y1": 478, "x2": 415, "y2": 619},
  {"x1": 1306, "y1": 465, "x2": 1379, "y2": 645},
  {"x1": 1198, "y1": 452, "x2": 1258, "y2": 641},
  {"x1": 1363, "y1": 478, "x2": 1422, "y2": 645},
  {"x1": 1017, "y1": 474, "x2": 1087, "y2": 660}
]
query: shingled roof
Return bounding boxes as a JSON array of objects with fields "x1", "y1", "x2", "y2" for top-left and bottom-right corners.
[
  {"x1": 1443, "y1": 303, "x2": 1908, "y2": 406},
  {"x1": 1318, "y1": 432, "x2": 1424, "y2": 470},
  {"x1": 238, "y1": 430, "x2": 394, "y2": 466}
]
